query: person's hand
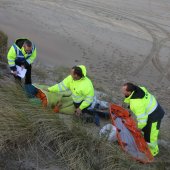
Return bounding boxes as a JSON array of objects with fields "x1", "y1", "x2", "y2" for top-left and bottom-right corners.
[
  {"x1": 53, "y1": 101, "x2": 62, "y2": 113},
  {"x1": 12, "y1": 70, "x2": 18, "y2": 76},
  {"x1": 21, "y1": 65, "x2": 25, "y2": 70},
  {"x1": 120, "y1": 103, "x2": 129, "y2": 109},
  {"x1": 75, "y1": 108, "x2": 82, "y2": 116}
]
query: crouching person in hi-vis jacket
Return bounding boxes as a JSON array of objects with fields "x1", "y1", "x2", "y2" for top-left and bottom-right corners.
[
  {"x1": 121, "y1": 82, "x2": 165, "y2": 156},
  {"x1": 7, "y1": 38, "x2": 37, "y2": 84},
  {"x1": 48, "y1": 65, "x2": 94, "y2": 118}
]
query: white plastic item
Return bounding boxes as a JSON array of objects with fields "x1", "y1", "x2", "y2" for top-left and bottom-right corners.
[
  {"x1": 88, "y1": 96, "x2": 109, "y2": 110},
  {"x1": 99, "y1": 124, "x2": 117, "y2": 142}
]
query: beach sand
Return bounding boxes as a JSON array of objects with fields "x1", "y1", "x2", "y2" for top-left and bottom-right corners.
[
  {"x1": 0, "y1": 0, "x2": 170, "y2": 168},
  {"x1": 0, "y1": 0, "x2": 169, "y2": 110}
]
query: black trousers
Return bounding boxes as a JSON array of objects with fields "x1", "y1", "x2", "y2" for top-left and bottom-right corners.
[
  {"x1": 14, "y1": 61, "x2": 32, "y2": 84},
  {"x1": 142, "y1": 103, "x2": 165, "y2": 143},
  {"x1": 74, "y1": 102, "x2": 95, "y2": 124},
  {"x1": 73, "y1": 102, "x2": 92, "y2": 114}
]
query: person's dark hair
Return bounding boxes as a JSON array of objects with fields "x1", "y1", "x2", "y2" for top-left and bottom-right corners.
[
  {"x1": 72, "y1": 66, "x2": 83, "y2": 78},
  {"x1": 123, "y1": 82, "x2": 137, "y2": 92},
  {"x1": 24, "y1": 40, "x2": 32, "y2": 47}
]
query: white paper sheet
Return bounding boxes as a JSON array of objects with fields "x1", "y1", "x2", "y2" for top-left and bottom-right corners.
[{"x1": 16, "y1": 65, "x2": 27, "y2": 78}]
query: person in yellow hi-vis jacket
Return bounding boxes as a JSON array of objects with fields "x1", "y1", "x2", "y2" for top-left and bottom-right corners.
[
  {"x1": 121, "y1": 83, "x2": 165, "y2": 156},
  {"x1": 48, "y1": 65, "x2": 94, "y2": 117},
  {"x1": 121, "y1": 82, "x2": 165, "y2": 156},
  {"x1": 7, "y1": 38, "x2": 37, "y2": 84}
]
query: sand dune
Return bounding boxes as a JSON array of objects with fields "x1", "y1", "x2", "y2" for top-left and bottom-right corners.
[{"x1": 0, "y1": 0, "x2": 170, "y2": 131}]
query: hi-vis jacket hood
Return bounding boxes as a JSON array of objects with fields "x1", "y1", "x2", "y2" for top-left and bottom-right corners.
[
  {"x1": 78, "y1": 65, "x2": 87, "y2": 77},
  {"x1": 48, "y1": 65, "x2": 94, "y2": 110}
]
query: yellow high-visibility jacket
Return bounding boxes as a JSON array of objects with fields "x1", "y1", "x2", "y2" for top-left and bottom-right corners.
[
  {"x1": 48, "y1": 65, "x2": 94, "y2": 110},
  {"x1": 7, "y1": 38, "x2": 37, "y2": 70},
  {"x1": 124, "y1": 87, "x2": 158, "y2": 129}
]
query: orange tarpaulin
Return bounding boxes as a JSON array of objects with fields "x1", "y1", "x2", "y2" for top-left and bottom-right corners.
[
  {"x1": 36, "y1": 89, "x2": 48, "y2": 107},
  {"x1": 109, "y1": 104, "x2": 154, "y2": 163}
]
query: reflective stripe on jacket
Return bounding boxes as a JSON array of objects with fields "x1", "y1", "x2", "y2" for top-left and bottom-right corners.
[
  {"x1": 7, "y1": 39, "x2": 36, "y2": 67},
  {"x1": 48, "y1": 65, "x2": 94, "y2": 110},
  {"x1": 124, "y1": 87, "x2": 158, "y2": 129}
]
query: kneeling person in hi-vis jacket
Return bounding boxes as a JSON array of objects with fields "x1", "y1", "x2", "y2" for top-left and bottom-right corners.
[
  {"x1": 121, "y1": 82, "x2": 165, "y2": 156},
  {"x1": 48, "y1": 65, "x2": 94, "y2": 117}
]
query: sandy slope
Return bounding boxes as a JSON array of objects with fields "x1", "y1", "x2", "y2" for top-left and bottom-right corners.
[
  {"x1": 0, "y1": 0, "x2": 170, "y2": 169},
  {"x1": 0, "y1": 0, "x2": 170, "y2": 143}
]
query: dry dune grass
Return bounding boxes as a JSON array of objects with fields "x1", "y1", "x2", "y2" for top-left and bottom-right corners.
[
  {"x1": 0, "y1": 31, "x2": 168, "y2": 170},
  {"x1": 0, "y1": 78, "x2": 157, "y2": 170},
  {"x1": 0, "y1": 31, "x2": 8, "y2": 62}
]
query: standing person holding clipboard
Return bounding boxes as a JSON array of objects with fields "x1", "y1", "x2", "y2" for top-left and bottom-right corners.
[{"x1": 7, "y1": 38, "x2": 37, "y2": 85}]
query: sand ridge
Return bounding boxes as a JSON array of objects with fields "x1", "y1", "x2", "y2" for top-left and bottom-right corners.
[{"x1": 0, "y1": 0, "x2": 170, "y2": 136}]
